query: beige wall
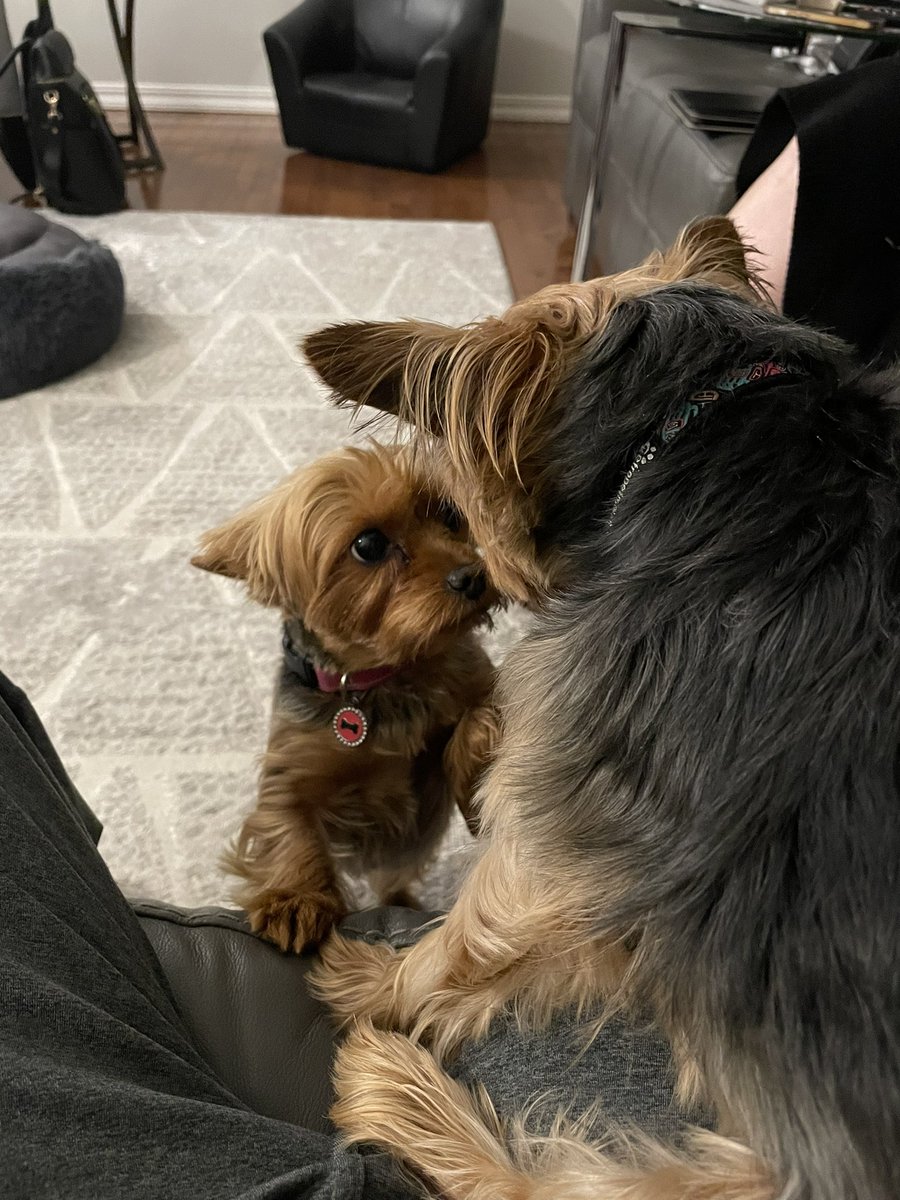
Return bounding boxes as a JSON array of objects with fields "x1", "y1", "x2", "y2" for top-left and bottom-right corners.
[
  {"x1": 6, "y1": 0, "x2": 580, "y2": 120},
  {"x1": 496, "y1": 0, "x2": 581, "y2": 114}
]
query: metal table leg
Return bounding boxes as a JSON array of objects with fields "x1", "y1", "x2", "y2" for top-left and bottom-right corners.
[
  {"x1": 105, "y1": 0, "x2": 164, "y2": 172},
  {"x1": 571, "y1": 12, "x2": 629, "y2": 283}
]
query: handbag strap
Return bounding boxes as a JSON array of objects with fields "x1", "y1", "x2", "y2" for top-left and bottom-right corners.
[
  {"x1": 23, "y1": 1, "x2": 53, "y2": 50},
  {"x1": 34, "y1": 1, "x2": 54, "y2": 35},
  {"x1": 0, "y1": 41, "x2": 28, "y2": 84},
  {"x1": 3, "y1": 3, "x2": 53, "y2": 93}
]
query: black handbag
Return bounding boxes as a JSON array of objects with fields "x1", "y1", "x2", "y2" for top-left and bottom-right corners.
[{"x1": 0, "y1": 1, "x2": 125, "y2": 214}]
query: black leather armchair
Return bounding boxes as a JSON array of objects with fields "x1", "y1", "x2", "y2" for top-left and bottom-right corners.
[{"x1": 264, "y1": 0, "x2": 504, "y2": 173}]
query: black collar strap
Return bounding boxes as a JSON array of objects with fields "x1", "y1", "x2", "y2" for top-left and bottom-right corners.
[
  {"x1": 607, "y1": 360, "x2": 804, "y2": 527},
  {"x1": 281, "y1": 628, "x2": 318, "y2": 689},
  {"x1": 281, "y1": 628, "x2": 400, "y2": 695}
]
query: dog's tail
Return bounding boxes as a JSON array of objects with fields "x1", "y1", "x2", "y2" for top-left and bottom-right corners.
[{"x1": 331, "y1": 1022, "x2": 773, "y2": 1200}]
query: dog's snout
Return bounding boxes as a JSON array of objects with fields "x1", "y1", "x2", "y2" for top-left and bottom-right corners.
[{"x1": 446, "y1": 564, "x2": 486, "y2": 601}]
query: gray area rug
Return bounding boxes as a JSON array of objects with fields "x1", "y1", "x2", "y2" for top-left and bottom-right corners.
[{"x1": 0, "y1": 210, "x2": 530, "y2": 908}]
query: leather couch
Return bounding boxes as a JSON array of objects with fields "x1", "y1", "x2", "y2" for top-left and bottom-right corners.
[
  {"x1": 133, "y1": 899, "x2": 693, "y2": 1146},
  {"x1": 133, "y1": 901, "x2": 437, "y2": 1130},
  {"x1": 263, "y1": 0, "x2": 504, "y2": 173},
  {"x1": 566, "y1": 0, "x2": 804, "y2": 272}
]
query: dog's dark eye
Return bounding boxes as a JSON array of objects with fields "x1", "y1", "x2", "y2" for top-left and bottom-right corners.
[
  {"x1": 351, "y1": 529, "x2": 390, "y2": 564},
  {"x1": 437, "y1": 501, "x2": 462, "y2": 534}
]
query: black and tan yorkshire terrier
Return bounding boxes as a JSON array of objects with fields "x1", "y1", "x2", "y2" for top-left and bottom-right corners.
[
  {"x1": 192, "y1": 443, "x2": 499, "y2": 953},
  {"x1": 300, "y1": 217, "x2": 900, "y2": 1200}
]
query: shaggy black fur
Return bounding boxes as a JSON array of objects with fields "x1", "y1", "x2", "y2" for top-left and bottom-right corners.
[{"x1": 501, "y1": 283, "x2": 900, "y2": 1198}]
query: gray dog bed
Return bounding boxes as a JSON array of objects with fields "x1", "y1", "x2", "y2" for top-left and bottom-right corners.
[{"x1": 0, "y1": 206, "x2": 125, "y2": 400}]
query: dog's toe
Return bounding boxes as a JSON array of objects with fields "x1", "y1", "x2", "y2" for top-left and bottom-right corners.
[{"x1": 248, "y1": 888, "x2": 345, "y2": 954}]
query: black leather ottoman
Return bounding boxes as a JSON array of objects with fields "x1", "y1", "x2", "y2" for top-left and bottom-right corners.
[{"x1": 564, "y1": 0, "x2": 805, "y2": 274}]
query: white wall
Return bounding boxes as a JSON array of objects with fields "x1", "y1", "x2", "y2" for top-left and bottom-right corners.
[
  {"x1": 6, "y1": 0, "x2": 580, "y2": 121},
  {"x1": 495, "y1": 0, "x2": 581, "y2": 119}
]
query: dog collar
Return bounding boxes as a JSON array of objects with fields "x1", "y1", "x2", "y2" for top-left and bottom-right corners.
[
  {"x1": 282, "y1": 627, "x2": 401, "y2": 748},
  {"x1": 282, "y1": 628, "x2": 398, "y2": 694},
  {"x1": 312, "y1": 663, "x2": 397, "y2": 693},
  {"x1": 607, "y1": 360, "x2": 801, "y2": 527}
]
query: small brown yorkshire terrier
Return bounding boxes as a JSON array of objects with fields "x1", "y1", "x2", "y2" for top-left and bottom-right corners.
[
  {"x1": 192, "y1": 443, "x2": 499, "y2": 953},
  {"x1": 299, "y1": 217, "x2": 900, "y2": 1200}
]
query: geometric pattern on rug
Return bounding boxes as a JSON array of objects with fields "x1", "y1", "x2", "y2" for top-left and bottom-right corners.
[{"x1": 0, "y1": 210, "x2": 530, "y2": 908}]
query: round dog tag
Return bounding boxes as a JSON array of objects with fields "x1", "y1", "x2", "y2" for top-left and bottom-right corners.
[{"x1": 333, "y1": 706, "x2": 368, "y2": 747}]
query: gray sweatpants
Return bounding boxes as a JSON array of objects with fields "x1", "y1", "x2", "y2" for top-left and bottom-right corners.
[{"x1": 0, "y1": 671, "x2": 690, "y2": 1199}]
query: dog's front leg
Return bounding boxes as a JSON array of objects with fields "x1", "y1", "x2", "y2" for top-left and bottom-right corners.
[
  {"x1": 443, "y1": 703, "x2": 501, "y2": 837},
  {"x1": 311, "y1": 837, "x2": 623, "y2": 1058},
  {"x1": 226, "y1": 763, "x2": 346, "y2": 954}
]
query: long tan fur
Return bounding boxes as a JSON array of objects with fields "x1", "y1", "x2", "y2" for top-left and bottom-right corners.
[{"x1": 333, "y1": 1022, "x2": 773, "y2": 1200}]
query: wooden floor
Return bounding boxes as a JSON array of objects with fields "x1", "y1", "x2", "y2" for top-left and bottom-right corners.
[{"x1": 1, "y1": 112, "x2": 574, "y2": 299}]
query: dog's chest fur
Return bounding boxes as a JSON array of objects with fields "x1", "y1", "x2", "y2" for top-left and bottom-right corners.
[{"x1": 269, "y1": 627, "x2": 491, "y2": 872}]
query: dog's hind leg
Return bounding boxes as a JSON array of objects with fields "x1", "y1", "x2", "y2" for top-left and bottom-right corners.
[
  {"x1": 332, "y1": 1023, "x2": 774, "y2": 1200},
  {"x1": 332, "y1": 1021, "x2": 534, "y2": 1200},
  {"x1": 311, "y1": 837, "x2": 625, "y2": 1059}
]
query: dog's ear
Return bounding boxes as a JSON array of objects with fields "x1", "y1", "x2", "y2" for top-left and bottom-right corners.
[
  {"x1": 302, "y1": 320, "x2": 463, "y2": 424},
  {"x1": 192, "y1": 489, "x2": 293, "y2": 607},
  {"x1": 659, "y1": 216, "x2": 761, "y2": 300},
  {"x1": 191, "y1": 512, "x2": 256, "y2": 581},
  {"x1": 303, "y1": 317, "x2": 568, "y2": 484}
]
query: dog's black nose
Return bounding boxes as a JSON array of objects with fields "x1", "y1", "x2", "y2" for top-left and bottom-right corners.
[{"x1": 446, "y1": 564, "x2": 486, "y2": 601}]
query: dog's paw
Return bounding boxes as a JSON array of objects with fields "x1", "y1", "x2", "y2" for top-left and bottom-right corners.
[
  {"x1": 330, "y1": 1021, "x2": 452, "y2": 1147},
  {"x1": 332, "y1": 1022, "x2": 512, "y2": 1194},
  {"x1": 308, "y1": 932, "x2": 407, "y2": 1027},
  {"x1": 247, "y1": 887, "x2": 345, "y2": 954}
]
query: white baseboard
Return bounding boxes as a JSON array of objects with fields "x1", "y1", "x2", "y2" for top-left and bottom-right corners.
[
  {"x1": 491, "y1": 93, "x2": 571, "y2": 123},
  {"x1": 95, "y1": 83, "x2": 277, "y2": 115},
  {"x1": 94, "y1": 82, "x2": 571, "y2": 123}
]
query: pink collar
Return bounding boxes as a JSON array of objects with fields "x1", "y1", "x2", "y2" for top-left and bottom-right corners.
[
  {"x1": 281, "y1": 627, "x2": 401, "y2": 695},
  {"x1": 312, "y1": 664, "x2": 399, "y2": 694}
]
